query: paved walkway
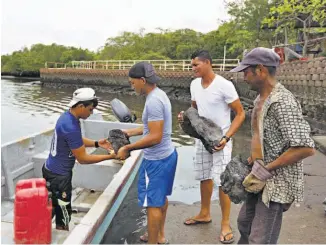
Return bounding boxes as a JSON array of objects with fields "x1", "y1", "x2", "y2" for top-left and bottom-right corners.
[
  {"x1": 313, "y1": 135, "x2": 326, "y2": 155},
  {"x1": 162, "y1": 150, "x2": 326, "y2": 244}
]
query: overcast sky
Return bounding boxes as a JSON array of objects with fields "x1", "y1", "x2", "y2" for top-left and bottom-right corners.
[{"x1": 1, "y1": 0, "x2": 230, "y2": 55}]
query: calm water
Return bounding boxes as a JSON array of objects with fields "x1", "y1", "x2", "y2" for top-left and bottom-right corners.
[
  {"x1": 1, "y1": 79, "x2": 193, "y2": 146},
  {"x1": 1, "y1": 78, "x2": 251, "y2": 153},
  {"x1": 1, "y1": 78, "x2": 252, "y2": 244}
]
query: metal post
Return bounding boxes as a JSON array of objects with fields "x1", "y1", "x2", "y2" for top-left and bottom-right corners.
[
  {"x1": 284, "y1": 27, "x2": 289, "y2": 62},
  {"x1": 223, "y1": 46, "x2": 226, "y2": 71}
]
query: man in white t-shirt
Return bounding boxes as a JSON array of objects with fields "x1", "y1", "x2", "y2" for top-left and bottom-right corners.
[{"x1": 178, "y1": 50, "x2": 245, "y2": 244}]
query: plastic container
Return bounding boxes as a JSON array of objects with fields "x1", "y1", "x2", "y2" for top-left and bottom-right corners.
[{"x1": 14, "y1": 178, "x2": 52, "y2": 244}]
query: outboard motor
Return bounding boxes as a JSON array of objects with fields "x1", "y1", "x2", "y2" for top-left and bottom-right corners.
[{"x1": 110, "y1": 98, "x2": 137, "y2": 123}]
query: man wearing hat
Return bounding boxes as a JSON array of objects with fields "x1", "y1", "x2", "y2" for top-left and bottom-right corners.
[
  {"x1": 116, "y1": 62, "x2": 177, "y2": 244},
  {"x1": 230, "y1": 47, "x2": 315, "y2": 244},
  {"x1": 42, "y1": 87, "x2": 116, "y2": 231}
]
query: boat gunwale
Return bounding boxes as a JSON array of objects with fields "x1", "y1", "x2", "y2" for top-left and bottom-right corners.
[{"x1": 63, "y1": 149, "x2": 143, "y2": 244}]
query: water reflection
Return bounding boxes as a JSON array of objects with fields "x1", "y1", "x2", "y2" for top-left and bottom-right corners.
[
  {"x1": 1, "y1": 79, "x2": 253, "y2": 244},
  {"x1": 1, "y1": 79, "x2": 191, "y2": 145},
  {"x1": 1, "y1": 79, "x2": 251, "y2": 148}
]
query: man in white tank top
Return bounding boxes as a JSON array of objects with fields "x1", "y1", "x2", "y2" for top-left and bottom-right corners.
[{"x1": 178, "y1": 50, "x2": 245, "y2": 244}]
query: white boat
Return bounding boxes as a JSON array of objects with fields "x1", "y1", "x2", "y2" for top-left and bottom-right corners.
[{"x1": 1, "y1": 113, "x2": 143, "y2": 244}]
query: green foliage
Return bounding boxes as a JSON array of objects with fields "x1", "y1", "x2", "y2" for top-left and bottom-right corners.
[
  {"x1": 98, "y1": 29, "x2": 204, "y2": 60},
  {"x1": 318, "y1": 50, "x2": 326, "y2": 57},
  {"x1": 2, "y1": 0, "x2": 325, "y2": 72},
  {"x1": 265, "y1": 0, "x2": 326, "y2": 27},
  {"x1": 1, "y1": 44, "x2": 95, "y2": 72},
  {"x1": 226, "y1": 0, "x2": 278, "y2": 49},
  {"x1": 139, "y1": 51, "x2": 170, "y2": 60},
  {"x1": 263, "y1": 0, "x2": 326, "y2": 56}
]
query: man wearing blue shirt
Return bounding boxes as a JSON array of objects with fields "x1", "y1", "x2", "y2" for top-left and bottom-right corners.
[
  {"x1": 117, "y1": 62, "x2": 177, "y2": 244},
  {"x1": 42, "y1": 88, "x2": 115, "y2": 231}
]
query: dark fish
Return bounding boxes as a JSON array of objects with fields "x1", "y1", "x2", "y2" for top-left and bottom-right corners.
[
  {"x1": 220, "y1": 155, "x2": 252, "y2": 204},
  {"x1": 108, "y1": 129, "x2": 131, "y2": 156},
  {"x1": 180, "y1": 107, "x2": 223, "y2": 154}
]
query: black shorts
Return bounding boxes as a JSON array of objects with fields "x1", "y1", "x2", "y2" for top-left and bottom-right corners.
[
  {"x1": 42, "y1": 164, "x2": 72, "y2": 227},
  {"x1": 42, "y1": 164, "x2": 72, "y2": 200}
]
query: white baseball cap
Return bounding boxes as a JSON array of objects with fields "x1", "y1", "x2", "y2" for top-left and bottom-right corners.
[{"x1": 68, "y1": 88, "x2": 97, "y2": 107}]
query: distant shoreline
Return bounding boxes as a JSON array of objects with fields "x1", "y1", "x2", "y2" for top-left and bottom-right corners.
[
  {"x1": 1, "y1": 70, "x2": 40, "y2": 78},
  {"x1": 1, "y1": 76, "x2": 41, "y2": 81}
]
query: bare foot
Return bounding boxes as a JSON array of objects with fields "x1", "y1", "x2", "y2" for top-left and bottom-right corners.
[
  {"x1": 139, "y1": 232, "x2": 148, "y2": 242},
  {"x1": 139, "y1": 232, "x2": 168, "y2": 244}
]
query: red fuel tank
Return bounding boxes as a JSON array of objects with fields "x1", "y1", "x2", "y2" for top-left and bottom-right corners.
[{"x1": 14, "y1": 178, "x2": 52, "y2": 244}]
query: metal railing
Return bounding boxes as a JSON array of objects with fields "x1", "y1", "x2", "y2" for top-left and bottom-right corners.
[
  {"x1": 45, "y1": 59, "x2": 240, "y2": 71},
  {"x1": 70, "y1": 59, "x2": 240, "y2": 71},
  {"x1": 45, "y1": 62, "x2": 66, "y2": 69}
]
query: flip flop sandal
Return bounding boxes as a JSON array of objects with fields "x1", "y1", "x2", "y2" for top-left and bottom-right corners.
[
  {"x1": 220, "y1": 230, "x2": 235, "y2": 244},
  {"x1": 158, "y1": 239, "x2": 169, "y2": 244},
  {"x1": 183, "y1": 218, "x2": 212, "y2": 226}
]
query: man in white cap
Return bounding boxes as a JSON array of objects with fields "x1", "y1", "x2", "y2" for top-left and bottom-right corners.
[
  {"x1": 230, "y1": 47, "x2": 315, "y2": 244},
  {"x1": 42, "y1": 87, "x2": 115, "y2": 231}
]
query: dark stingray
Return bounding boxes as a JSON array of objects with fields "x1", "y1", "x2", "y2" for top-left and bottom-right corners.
[
  {"x1": 220, "y1": 155, "x2": 252, "y2": 204},
  {"x1": 108, "y1": 129, "x2": 131, "y2": 156},
  {"x1": 180, "y1": 107, "x2": 223, "y2": 154}
]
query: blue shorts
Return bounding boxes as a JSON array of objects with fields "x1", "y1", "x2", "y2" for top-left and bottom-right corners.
[{"x1": 138, "y1": 149, "x2": 178, "y2": 207}]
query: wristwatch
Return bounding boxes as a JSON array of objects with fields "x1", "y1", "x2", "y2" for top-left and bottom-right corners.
[
  {"x1": 95, "y1": 141, "x2": 99, "y2": 148},
  {"x1": 222, "y1": 136, "x2": 231, "y2": 142}
]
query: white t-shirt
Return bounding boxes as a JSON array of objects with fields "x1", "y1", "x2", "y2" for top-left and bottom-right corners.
[{"x1": 190, "y1": 74, "x2": 239, "y2": 134}]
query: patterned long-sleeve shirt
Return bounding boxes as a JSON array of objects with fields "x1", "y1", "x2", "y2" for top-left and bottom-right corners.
[{"x1": 253, "y1": 83, "x2": 315, "y2": 207}]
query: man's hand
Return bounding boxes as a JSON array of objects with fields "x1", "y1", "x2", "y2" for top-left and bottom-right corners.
[
  {"x1": 108, "y1": 149, "x2": 117, "y2": 158},
  {"x1": 121, "y1": 129, "x2": 130, "y2": 138},
  {"x1": 242, "y1": 159, "x2": 273, "y2": 193},
  {"x1": 214, "y1": 138, "x2": 227, "y2": 151},
  {"x1": 116, "y1": 146, "x2": 130, "y2": 160},
  {"x1": 247, "y1": 156, "x2": 253, "y2": 165},
  {"x1": 98, "y1": 139, "x2": 113, "y2": 151},
  {"x1": 177, "y1": 111, "x2": 184, "y2": 123},
  {"x1": 243, "y1": 173, "x2": 266, "y2": 193}
]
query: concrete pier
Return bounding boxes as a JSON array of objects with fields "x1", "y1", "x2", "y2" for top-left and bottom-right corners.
[
  {"x1": 162, "y1": 148, "x2": 326, "y2": 244},
  {"x1": 40, "y1": 57, "x2": 326, "y2": 133}
]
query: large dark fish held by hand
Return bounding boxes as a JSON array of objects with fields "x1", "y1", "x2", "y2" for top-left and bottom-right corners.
[
  {"x1": 180, "y1": 107, "x2": 223, "y2": 154},
  {"x1": 107, "y1": 129, "x2": 131, "y2": 156},
  {"x1": 220, "y1": 155, "x2": 252, "y2": 204}
]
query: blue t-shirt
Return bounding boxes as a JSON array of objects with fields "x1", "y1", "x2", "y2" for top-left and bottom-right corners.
[
  {"x1": 46, "y1": 111, "x2": 83, "y2": 175},
  {"x1": 142, "y1": 87, "x2": 174, "y2": 160}
]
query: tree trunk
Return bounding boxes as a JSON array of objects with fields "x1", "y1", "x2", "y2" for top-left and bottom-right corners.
[{"x1": 302, "y1": 20, "x2": 308, "y2": 57}]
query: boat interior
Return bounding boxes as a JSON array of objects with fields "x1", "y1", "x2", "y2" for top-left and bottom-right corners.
[{"x1": 1, "y1": 115, "x2": 143, "y2": 244}]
